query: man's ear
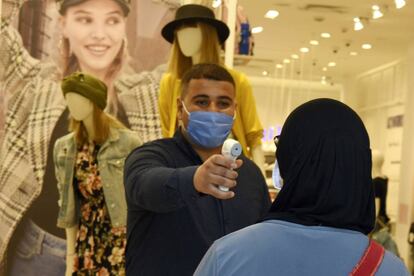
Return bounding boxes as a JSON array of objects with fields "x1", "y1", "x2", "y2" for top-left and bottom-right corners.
[{"x1": 177, "y1": 97, "x2": 183, "y2": 121}]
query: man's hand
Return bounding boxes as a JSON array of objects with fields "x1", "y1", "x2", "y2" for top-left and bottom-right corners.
[{"x1": 193, "y1": 154, "x2": 243, "y2": 199}]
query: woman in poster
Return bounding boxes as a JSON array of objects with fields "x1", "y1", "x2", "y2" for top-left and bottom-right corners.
[{"x1": 0, "y1": 0, "x2": 161, "y2": 274}]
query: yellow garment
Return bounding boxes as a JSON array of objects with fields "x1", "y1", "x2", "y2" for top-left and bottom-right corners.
[{"x1": 158, "y1": 68, "x2": 263, "y2": 158}]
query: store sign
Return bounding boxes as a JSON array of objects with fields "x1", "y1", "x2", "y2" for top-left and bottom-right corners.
[{"x1": 387, "y1": 114, "x2": 404, "y2": 129}]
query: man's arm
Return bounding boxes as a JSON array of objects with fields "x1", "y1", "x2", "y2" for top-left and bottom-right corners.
[
  {"x1": 124, "y1": 143, "x2": 243, "y2": 213},
  {"x1": 124, "y1": 143, "x2": 199, "y2": 213}
]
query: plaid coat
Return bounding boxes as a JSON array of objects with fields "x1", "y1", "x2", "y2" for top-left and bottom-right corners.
[{"x1": 0, "y1": 0, "x2": 162, "y2": 266}]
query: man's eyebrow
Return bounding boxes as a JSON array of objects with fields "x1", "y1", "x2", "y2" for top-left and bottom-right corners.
[
  {"x1": 217, "y1": 96, "x2": 232, "y2": 101},
  {"x1": 191, "y1": 95, "x2": 209, "y2": 99}
]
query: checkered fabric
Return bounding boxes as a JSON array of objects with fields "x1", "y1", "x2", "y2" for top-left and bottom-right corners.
[{"x1": 0, "y1": 0, "x2": 162, "y2": 267}]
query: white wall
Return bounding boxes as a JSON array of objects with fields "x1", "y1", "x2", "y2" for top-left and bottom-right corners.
[
  {"x1": 346, "y1": 59, "x2": 410, "y2": 263},
  {"x1": 352, "y1": 60, "x2": 407, "y2": 219},
  {"x1": 248, "y1": 76, "x2": 342, "y2": 136}
]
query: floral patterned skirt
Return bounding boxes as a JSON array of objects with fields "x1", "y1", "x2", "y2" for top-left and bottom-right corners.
[{"x1": 71, "y1": 143, "x2": 126, "y2": 276}]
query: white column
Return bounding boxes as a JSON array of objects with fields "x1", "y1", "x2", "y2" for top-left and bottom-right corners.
[
  {"x1": 396, "y1": 43, "x2": 414, "y2": 266},
  {"x1": 224, "y1": 0, "x2": 237, "y2": 69}
]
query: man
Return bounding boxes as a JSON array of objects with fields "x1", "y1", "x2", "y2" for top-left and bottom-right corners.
[{"x1": 124, "y1": 63, "x2": 270, "y2": 275}]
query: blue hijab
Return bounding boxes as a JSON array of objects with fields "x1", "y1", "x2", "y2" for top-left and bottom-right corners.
[{"x1": 265, "y1": 98, "x2": 375, "y2": 235}]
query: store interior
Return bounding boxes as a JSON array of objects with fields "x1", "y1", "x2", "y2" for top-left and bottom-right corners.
[
  {"x1": 230, "y1": 0, "x2": 414, "y2": 266},
  {"x1": 2, "y1": 0, "x2": 414, "y2": 271}
]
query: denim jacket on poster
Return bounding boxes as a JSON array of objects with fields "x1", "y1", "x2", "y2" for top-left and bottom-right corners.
[{"x1": 53, "y1": 127, "x2": 142, "y2": 229}]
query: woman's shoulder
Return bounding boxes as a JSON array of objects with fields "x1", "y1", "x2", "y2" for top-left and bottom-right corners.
[{"x1": 115, "y1": 64, "x2": 167, "y2": 89}]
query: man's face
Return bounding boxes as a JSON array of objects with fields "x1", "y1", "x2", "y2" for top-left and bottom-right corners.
[{"x1": 177, "y1": 78, "x2": 236, "y2": 128}]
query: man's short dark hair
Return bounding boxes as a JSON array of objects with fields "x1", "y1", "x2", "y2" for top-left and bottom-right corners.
[{"x1": 180, "y1": 63, "x2": 235, "y2": 99}]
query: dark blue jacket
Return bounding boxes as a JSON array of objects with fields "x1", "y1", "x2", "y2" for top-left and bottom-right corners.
[{"x1": 124, "y1": 131, "x2": 271, "y2": 276}]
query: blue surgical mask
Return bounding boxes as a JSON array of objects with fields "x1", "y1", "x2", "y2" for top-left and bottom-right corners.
[
  {"x1": 272, "y1": 159, "x2": 283, "y2": 190},
  {"x1": 182, "y1": 101, "x2": 234, "y2": 148}
]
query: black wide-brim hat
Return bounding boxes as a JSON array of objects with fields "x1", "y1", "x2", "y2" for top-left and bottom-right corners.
[
  {"x1": 58, "y1": 0, "x2": 130, "y2": 16},
  {"x1": 161, "y1": 4, "x2": 230, "y2": 44}
]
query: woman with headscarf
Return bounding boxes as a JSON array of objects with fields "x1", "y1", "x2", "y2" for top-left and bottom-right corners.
[{"x1": 195, "y1": 99, "x2": 409, "y2": 275}]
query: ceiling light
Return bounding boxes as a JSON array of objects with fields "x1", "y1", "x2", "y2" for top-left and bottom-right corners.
[
  {"x1": 252, "y1": 26, "x2": 263, "y2": 34},
  {"x1": 283, "y1": 59, "x2": 291, "y2": 64},
  {"x1": 321, "y1": 77, "x2": 327, "y2": 85},
  {"x1": 372, "y1": 5, "x2": 383, "y2": 19},
  {"x1": 265, "y1": 10, "x2": 279, "y2": 19},
  {"x1": 362, "y1": 43, "x2": 372, "y2": 50},
  {"x1": 276, "y1": 64, "x2": 283, "y2": 69},
  {"x1": 291, "y1": 54, "x2": 299, "y2": 59},
  {"x1": 310, "y1": 40, "x2": 319, "y2": 45},
  {"x1": 212, "y1": 0, "x2": 222, "y2": 8},
  {"x1": 395, "y1": 0, "x2": 406, "y2": 9},
  {"x1": 350, "y1": 51, "x2": 358, "y2": 56},
  {"x1": 328, "y1": 62, "x2": 336, "y2": 67},
  {"x1": 299, "y1": 47, "x2": 310, "y2": 53},
  {"x1": 322, "y1": 67, "x2": 327, "y2": 71},
  {"x1": 321, "y1": 33, "x2": 331, "y2": 38},
  {"x1": 354, "y1": 17, "x2": 364, "y2": 31},
  {"x1": 262, "y1": 70, "x2": 269, "y2": 76}
]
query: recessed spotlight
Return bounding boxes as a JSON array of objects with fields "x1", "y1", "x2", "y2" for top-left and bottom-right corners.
[
  {"x1": 212, "y1": 0, "x2": 222, "y2": 8},
  {"x1": 350, "y1": 51, "x2": 358, "y2": 56},
  {"x1": 276, "y1": 64, "x2": 283, "y2": 69},
  {"x1": 395, "y1": 0, "x2": 406, "y2": 9},
  {"x1": 328, "y1": 62, "x2": 336, "y2": 67},
  {"x1": 310, "y1": 40, "x2": 319, "y2": 45},
  {"x1": 265, "y1": 10, "x2": 279, "y2": 19},
  {"x1": 372, "y1": 5, "x2": 383, "y2": 19},
  {"x1": 262, "y1": 70, "x2": 269, "y2": 76},
  {"x1": 321, "y1": 33, "x2": 331, "y2": 38},
  {"x1": 283, "y1": 59, "x2": 291, "y2": 64},
  {"x1": 322, "y1": 67, "x2": 327, "y2": 71},
  {"x1": 252, "y1": 26, "x2": 263, "y2": 34},
  {"x1": 291, "y1": 54, "x2": 299, "y2": 59},
  {"x1": 300, "y1": 47, "x2": 310, "y2": 53},
  {"x1": 362, "y1": 43, "x2": 372, "y2": 50},
  {"x1": 354, "y1": 17, "x2": 364, "y2": 31}
]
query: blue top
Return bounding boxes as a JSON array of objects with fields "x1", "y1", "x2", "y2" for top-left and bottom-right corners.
[
  {"x1": 124, "y1": 130, "x2": 271, "y2": 276},
  {"x1": 195, "y1": 220, "x2": 409, "y2": 276}
]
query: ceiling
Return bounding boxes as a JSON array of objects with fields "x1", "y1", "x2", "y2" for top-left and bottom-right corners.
[{"x1": 235, "y1": 0, "x2": 414, "y2": 84}]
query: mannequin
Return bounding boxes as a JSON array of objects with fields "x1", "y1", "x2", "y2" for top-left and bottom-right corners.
[
  {"x1": 159, "y1": 4, "x2": 265, "y2": 173},
  {"x1": 54, "y1": 73, "x2": 141, "y2": 275},
  {"x1": 371, "y1": 149, "x2": 390, "y2": 224}
]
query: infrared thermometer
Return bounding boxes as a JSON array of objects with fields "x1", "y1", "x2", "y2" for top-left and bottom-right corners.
[{"x1": 219, "y1": 139, "x2": 242, "y2": 192}]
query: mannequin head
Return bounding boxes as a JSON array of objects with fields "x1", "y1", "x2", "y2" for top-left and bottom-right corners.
[
  {"x1": 168, "y1": 22, "x2": 221, "y2": 78},
  {"x1": 65, "y1": 92, "x2": 94, "y2": 121},
  {"x1": 62, "y1": 72, "x2": 125, "y2": 145},
  {"x1": 162, "y1": 4, "x2": 229, "y2": 78},
  {"x1": 176, "y1": 27, "x2": 202, "y2": 58},
  {"x1": 67, "y1": 99, "x2": 125, "y2": 145}
]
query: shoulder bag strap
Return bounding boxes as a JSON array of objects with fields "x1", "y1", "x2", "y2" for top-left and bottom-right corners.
[{"x1": 350, "y1": 239, "x2": 385, "y2": 276}]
